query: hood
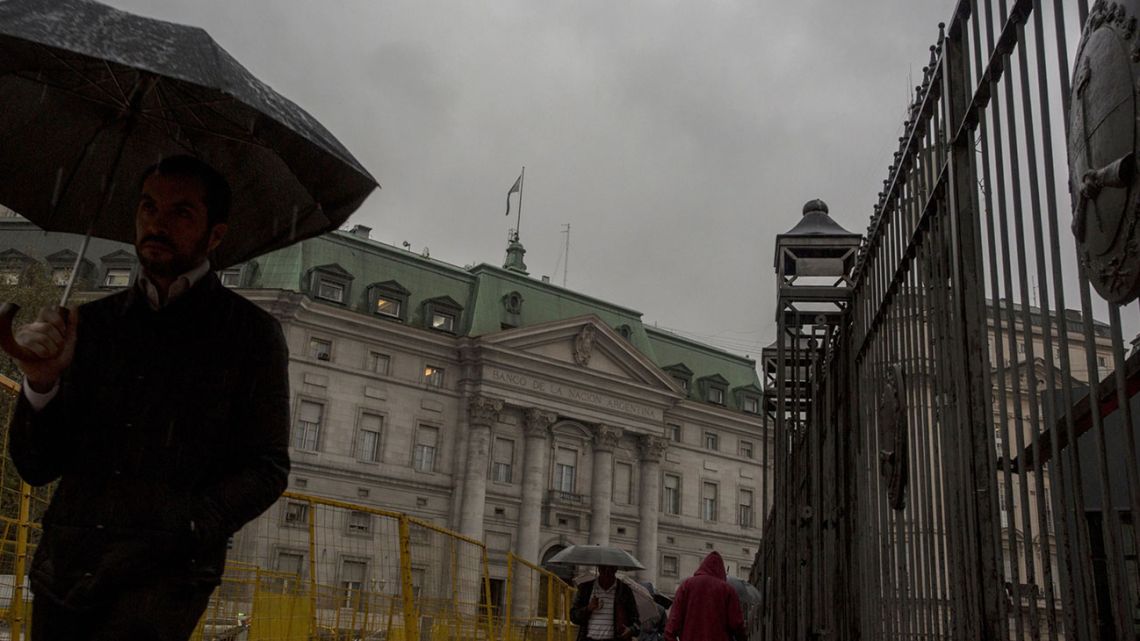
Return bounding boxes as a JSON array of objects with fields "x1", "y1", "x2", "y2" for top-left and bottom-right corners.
[{"x1": 694, "y1": 551, "x2": 727, "y2": 580}]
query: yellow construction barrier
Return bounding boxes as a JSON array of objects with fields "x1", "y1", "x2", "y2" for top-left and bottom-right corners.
[
  {"x1": 0, "y1": 375, "x2": 575, "y2": 641},
  {"x1": 503, "y1": 552, "x2": 576, "y2": 641}
]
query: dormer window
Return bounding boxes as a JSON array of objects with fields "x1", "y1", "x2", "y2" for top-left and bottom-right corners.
[
  {"x1": 422, "y1": 296, "x2": 463, "y2": 335},
  {"x1": 664, "y1": 363, "x2": 694, "y2": 396},
  {"x1": 697, "y1": 374, "x2": 730, "y2": 406},
  {"x1": 367, "y1": 281, "x2": 410, "y2": 322},
  {"x1": 431, "y1": 310, "x2": 456, "y2": 332},
  {"x1": 617, "y1": 324, "x2": 633, "y2": 340},
  {"x1": 220, "y1": 268, "x2": 243, "y2": 287},
  {"x1": 742, "y1": 396, "x2": 760, "y2": 414},
  {"x1": 708, "y1": 387, "x2": 725, "y2": 405},
  {"x1": 307, "y1": 264, "x2": 354, "y2": 306},
  {"x1": 317, "y1": 280, "x2": 344, "y2": 302},
  {"x1": 45, "y1": 250, "x2": 93, "y2": 289},
  {"x1": 103, "y1": 268, "x2": 131, "y2": 288}
]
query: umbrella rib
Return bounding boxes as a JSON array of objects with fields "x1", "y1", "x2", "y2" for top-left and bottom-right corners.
[
  {"x1": 13, "y1": 71, "x2": 130, "y2": 112},
  {"x1": 100, "y1": 59, "x2": 130, "y2": 105},
  {"x1": 159, "y1": 79, "x2": 275, "y2": 147},
  {"x1": 39, "y1": 45, "x2": 127, "y2": 108}
]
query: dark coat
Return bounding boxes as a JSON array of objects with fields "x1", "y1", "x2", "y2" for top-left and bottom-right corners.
[
  {"x1": 570, "y1": 577, "x2": 642, "y2": 641},
  {"x1": 8, "y1": 273, "x2": 291, "y2": 611},
  {"x1": 664, "y1": 552, "x2": 745, "y2": 641}
]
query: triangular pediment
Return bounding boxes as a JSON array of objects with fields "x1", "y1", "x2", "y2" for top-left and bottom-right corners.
[
  {"x1": 992, "y1": 356, "x2": 1083, "y2": 392},
  {"x1": 100, "y1": 249, "x2": 136, "y2": 264},
  {"x1": 309, "y1": 263, "x2": 354, "y2": 280},
  {"x1": 480, "y1": 314, "x2": 682, "y2": 393},
  {"x1": 0, "y1": 248, "x2": 32, "y2": 265}
]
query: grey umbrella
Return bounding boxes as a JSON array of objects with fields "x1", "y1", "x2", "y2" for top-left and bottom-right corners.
[
  {"x1": 0, "y1": 0, "x2": 377, "y2": 268},
  {"x1": 545, "y1": 545, "x2": 645, "y2": 570},
  {"x1": 0, "y1": 0, "x2": 378, "y2": 359}
]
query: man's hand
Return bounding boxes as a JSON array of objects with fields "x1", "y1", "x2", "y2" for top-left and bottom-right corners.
[
  {"x1": 14, "y1": 307, "x2": 77, "y2": 392},
  {"x1": 587, "y1": 597, "x2": 601, "y2": 612},
  {"x1": 617, "y1": 624, "x2": 632, "y2": 639}
]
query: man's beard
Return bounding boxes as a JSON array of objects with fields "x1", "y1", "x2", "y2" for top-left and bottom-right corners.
[{"x1": 137, "y1": 232, "x2": 211, "y2": 278}]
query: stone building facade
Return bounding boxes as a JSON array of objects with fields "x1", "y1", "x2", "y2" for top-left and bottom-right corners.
[{"x1": 0, "y1": 218, "x2": 770, "y2": 602}]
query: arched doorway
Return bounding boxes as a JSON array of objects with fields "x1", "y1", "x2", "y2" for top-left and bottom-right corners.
[{"x1": 540, "y1": 544, "x2": 577, "y2": 613}]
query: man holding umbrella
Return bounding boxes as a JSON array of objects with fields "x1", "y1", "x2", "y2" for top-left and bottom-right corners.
[
  {"x1": 8, "y1": 155, "x2": 291, "y2": 639},
  {"x1": 570, "y1": 564, "x2": 642, "y2": 641}
]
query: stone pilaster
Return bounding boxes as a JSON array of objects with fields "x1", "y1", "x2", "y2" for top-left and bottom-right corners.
[
  {"x1": 459, "y1": 396, "x2": 502, "y2": 541},
  {"x1": 588, "y1": 424, "x2": 622, "y2": 545},
  {"x1": 637, "y1": 435, "x2": 669, "y2": 582}
]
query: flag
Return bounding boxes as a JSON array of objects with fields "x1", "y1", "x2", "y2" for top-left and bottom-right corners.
[{"x1": 506, "y1": 172, "x2": 522, "y2": 216}]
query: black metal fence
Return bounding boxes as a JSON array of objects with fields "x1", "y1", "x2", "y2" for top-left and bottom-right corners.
[{"x1": 755, "y1": 1, "x2": 1140, "y2": 639}]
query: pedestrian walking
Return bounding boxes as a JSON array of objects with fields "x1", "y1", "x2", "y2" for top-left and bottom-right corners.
[
  {"x1": 570, "y1": 564, "x2": 642, "y2": 641},
  {"x1": 7, "y1": 156, "x2": 291, "y2": 640},
  {"x1": 664, "y1": 551, "x2": 746, "y2": 641}
]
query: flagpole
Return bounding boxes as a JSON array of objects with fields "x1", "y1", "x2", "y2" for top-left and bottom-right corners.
[{"x1": 515, "y1": 166, "x2": 525, "y2": 240}]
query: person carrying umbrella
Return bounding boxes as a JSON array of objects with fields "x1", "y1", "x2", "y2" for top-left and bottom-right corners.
[
  {"x1": 664, "y1": 551, "x2": 746, "y2": 641},
  {"x1": 7, "y1": 155, "x2": 292, "y2": 639},
  {"x1": 570, "y1": 564, "x2": 642, "y2": 641}
]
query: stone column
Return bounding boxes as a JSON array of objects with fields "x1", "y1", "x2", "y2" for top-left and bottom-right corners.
[
  {"x1": 637, "y1": 436, "x2": 669, "y2": 583},
  {"x1": 517, "y1": 409, "x2": 557, "y2": 563},
  {"x1": 459, "y1": 396, "x2": 502, "y2": 541},
  {"x1": 513, "y1": 408, "x2": 558, "y2": 618},
  {"x1": 588, "y1": 424, "x2": 622, "y2": 545}
]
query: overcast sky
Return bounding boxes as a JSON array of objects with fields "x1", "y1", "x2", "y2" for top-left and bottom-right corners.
[{"x1": 106, "y1": 0, "x2": 956, "y2": 357}]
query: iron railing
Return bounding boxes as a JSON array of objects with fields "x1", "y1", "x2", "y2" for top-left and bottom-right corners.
[{"x1": 756, "y1": 1, "x2": 1140, "y2": 639}]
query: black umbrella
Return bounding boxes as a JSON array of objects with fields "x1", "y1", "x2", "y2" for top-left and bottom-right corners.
[{"x1": 0, "y1": 0, "x2": 378, "y2": 357}]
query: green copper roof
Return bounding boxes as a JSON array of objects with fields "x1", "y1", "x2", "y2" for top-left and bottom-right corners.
[{"x1": 252, "y1": 231, "x2": 761, "y2": 402}]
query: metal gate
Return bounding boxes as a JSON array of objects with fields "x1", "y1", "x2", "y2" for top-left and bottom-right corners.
[{"x1": 756, "y1": 1, "x2": 1140, "y2": 639}]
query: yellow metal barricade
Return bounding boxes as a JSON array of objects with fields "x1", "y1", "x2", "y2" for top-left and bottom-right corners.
[
  {"x1": 224, "y1": 491, "x2": 501, "y2": 641},
  {"x1": 0, "y1": 381, "x2": 502, "y2": 641},
  {"x1": 503, "y1": 552, "x2": 576, "y2": 641}
]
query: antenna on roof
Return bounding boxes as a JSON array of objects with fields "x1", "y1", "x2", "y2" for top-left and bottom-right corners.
[{"x1": 562, "y1": 223, "x2": 570, "y2": 287}]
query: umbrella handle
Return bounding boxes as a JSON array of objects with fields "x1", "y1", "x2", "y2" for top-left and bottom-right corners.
[{"x1": 0, "y1": 303, "x2": 44, "y2": 363}]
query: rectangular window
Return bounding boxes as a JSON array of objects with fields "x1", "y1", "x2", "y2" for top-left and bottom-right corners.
[
  {"x1": 666, "y1": 424, "x2": 682, "y2": 443},
  {"x1": 662, "y1": 555, "x2": 679, "y2": 577},
  {"x1": 413, "y1": 425, "x2": 439, "y2": 472},
  {"x1": 708, "y1": 387, "x2": 725, "y2": 405},
  {"x1": 376, "y1": 296, "x2": 401, "y2": 317},
  {"x1": 347, "y1": 511, "x2": 371, "y2": 536},
  {"x1": 51, "y1": 267, "x2": 72, "y2": 286},
  {"x1": 614, "y1": 462, "x2": 633, "y2": 505},
  {"x1": 317, "y1": 279, "x2": 344, "y2": 303},
  {"x1": 431, "y1": 311, "x2": 456, "y2": 332},
  {"x1": 674, "y1": 377, "x2": 690, "y2": 392},
  {"x1": 356, "y1": 413, "x2": 383, "y2": 463},
  {"x1": 492, "y1": 437, "x2": 514, "y2": 483},
  {"x1": 340, "y1": 559, "x2": 367, "y2": 608},
  {"x1": 663, "y1": 474, "x2": 681, "y2": 515},
  {"x1": 219, "y1": 268, "x2": 242, "y2": 287},
  {"x1": 283, "y1": 501, "x2": 309, "y2": 527},
  {"x1": 703, "y1": 482, "x2": 719, "y2": 522},
  {"x1": 293, "y1": 400, "x2": 323, "y2": 451},
  {"x1": 743, "y1": 396, "x2": 760, "y2": 414},
  {"x1": 103, "y1": 268, "x2": 131, "y2": 288},
  {"x1": 308, "y1": 337, "x2": 332, "y2": 361},
  {"x1": 739, "y1": 489, "x2": 754, "y2": 528},
  {"x1": 554, "y1": 447, "x2": 577, "y2": 493},
  {"x1": 704, "y1": 432, "x2": 719, "y2": 451},
  {"x1": 275, "y1": 550, "x2": 305, "y2": 577},
  {"x1": 424, "y1": 365, "x2": 445, "y2": 388},
  {"x1": 739, "y1": 440, "x2": 754, "y2": 459},
  {"x1": 366, "y1": 351, "x2": 390, "y2": 375}
]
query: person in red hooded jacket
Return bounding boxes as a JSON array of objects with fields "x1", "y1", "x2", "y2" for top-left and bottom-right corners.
[{"x1": 663, "y1": 551, "x2": 746, "y2": 641}]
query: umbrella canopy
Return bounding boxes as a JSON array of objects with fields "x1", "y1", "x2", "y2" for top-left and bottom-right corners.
[
  {"x1": 726, "y1": 576, "x2": 761, "y2": 608},
  {"x1": 0, "y1": 0, "x2": 378, "y2": 269},
  {"x1": 545, "y1": 545, "x2": 645, "y2": 571},
  {"x1": 573, "y1": 572, "x2": 660, "y2": 628}
]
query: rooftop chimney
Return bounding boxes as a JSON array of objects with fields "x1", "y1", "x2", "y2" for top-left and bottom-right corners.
[{"x1": 350, "y1": 224, "x2": 372, "y2": 239}]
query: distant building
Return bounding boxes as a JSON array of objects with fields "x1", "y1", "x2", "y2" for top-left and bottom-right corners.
[{"x1": 0, "y1": 217, "x2": 770, "y2": 604}]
